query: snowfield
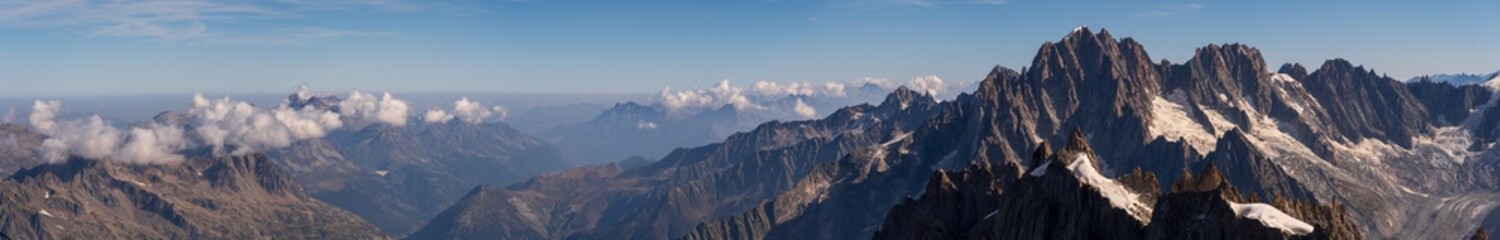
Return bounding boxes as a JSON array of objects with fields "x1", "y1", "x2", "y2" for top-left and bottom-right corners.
[
  {"x1": 1227, "y1": 201, "x2": 1315, "y2": 235},
  {"x1": 1066, "y1": 153, "x2": 1152, "y2": 222}
]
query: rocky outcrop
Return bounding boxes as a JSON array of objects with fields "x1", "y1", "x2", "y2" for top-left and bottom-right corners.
[
  {"x1": 0, "y1": 154, "x2": 383, "y2": 239},
  {"x1": 876, "y1": 135, "x2": 1361, "y2": 240},
  {"x1": 1300, "y1": 59, "x2": 1430, "y2": 148},
  {"x1": 1196, "y1": 129, "x2": 1316, "y2": 202},
  {"x1": 1146, "y1": 163, "x2": 1361, "y2": 239},
  {"x1": 870, "y1": 163, "x2": 1010, "y2": 240},
  {"x1": 964, "y1": 131, "x2": 1160, "y2": 239},
  {"x1": 1405, "y1": 78, "x2": 1493, "y2": 125}
]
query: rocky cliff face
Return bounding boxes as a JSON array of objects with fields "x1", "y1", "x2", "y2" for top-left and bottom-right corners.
[
  {"x1": 876, "y1": 135, "x2": 1361, "y2": 240},
  {"x1": 1299, "y1": 59, "x2": 1430, "y2": 148},
  {"x1": 1145, "y1": 163, "x2": 1361, "y2": 240},
  {"x1": 964, "y1": 130, "x2": 1161, "y2": 239},
  {"x1": 1405, "y1": 79, "x2": 1493, "y2": 125},
  {"x1": 0, "y1": 154, "x2": 383, "y2": 239}
]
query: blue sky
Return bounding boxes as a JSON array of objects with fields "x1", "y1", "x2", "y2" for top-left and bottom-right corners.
[{"x1": 0, "y1": 0, "x2": 1497, "y2": 97}]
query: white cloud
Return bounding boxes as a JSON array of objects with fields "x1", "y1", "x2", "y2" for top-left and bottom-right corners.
[
  {"x1": 30, "y1": 100, "x2": 189, "y2": 164},
  {"x1": 423, "y1": 108, "x2": 454, "y2": 123},
  {"x1": 294, "y1": 84, "x2": 314, "y2": 101},
  {"x1": 793, "y1": 99, "x2": 817, "y2": 119},
  {"x1": 338, "y1": 91, "x2": 410, "y2": 126},
  {"x1": 0, "y1": 0, "x2": 414, "y2": 44},
  {"x1": 116, "y1": 124, "x2": 188, "y2": 164},
  {"x1": 27, "y1": 86, "x2": 428, "y2": 164},
  {"x1": 419, "y1": 97, "x2": 506, "y2": 124},
  {"x1": 28, "y1": 100, "x2": 61, "y2": 134},
  {"x1": 36, "y1": 115, "x2": 122, "y2": 162},
  {"x1": 854, "y1": 77, "x2": 900, "y2": 89},
  {"x1": 659, "y1": 79, "x2": 763, "y2": 116},
  {"x1": 1132, "y1": 3, "x2": 1206, "y2": 17},
  {"x1": 907, "y1": 75, "x2": 946, "y2": 96},
  {"x1": 656, "y1": 76, "x2": 967, "y2": 118},
  {"x1": 453, "y1": 97, "x2": 505, "y2": 123},
  {"x1": 752, "y1": 81, "x2": 817, "y2": 97},
  {"x1": 189, "y1": 92, "x2": 350, "y2": 156},
  {"x1": 822, "y1": 82, "x2": 849, "y2": 97},
  {"x1": 857, "y1": 0, "x2": 1007, "y2": 8}
]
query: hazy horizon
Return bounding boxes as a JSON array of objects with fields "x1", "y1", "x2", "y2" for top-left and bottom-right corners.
[{"x1": 3, "y1": 0, "x2": 1498, "y2": 96}]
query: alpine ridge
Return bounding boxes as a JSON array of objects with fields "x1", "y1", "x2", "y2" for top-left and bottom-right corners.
[
  {"x1": 400, "y1": 27, "x2": 1498, "y2": 239},
  {"x1": 0, "y1": 153, "x2": 384, "y2": 239}
]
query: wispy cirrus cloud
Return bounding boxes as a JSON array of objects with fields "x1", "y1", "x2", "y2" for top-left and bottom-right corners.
[
  {"x1": 852, "y1": 0, "x2": 1007, "y2": 9},
  {"x1": 1132, "y1": 3, "x2": 1206, "y2": 18},
  {"x1": 0, "y1": 0, "x2": 418, "y2": 45}
]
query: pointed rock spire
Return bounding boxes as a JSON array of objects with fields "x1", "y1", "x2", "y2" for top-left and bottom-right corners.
[
  {"x1": 1171, "y1": 167, "x2": 1195, "y2": 192},
  {"x1": 1194, "y1": 162, "x2": 1226, "y2": 191},
  {"x1": 1064, "y1": 127, "x2": 1092, "y2": 154},
  {"x1": 1278, "y1": 63, "x2": 1308, "y2": 80},
  {"x1": 1030, "y1": 142, "x2": 1053, "y2": 168}
]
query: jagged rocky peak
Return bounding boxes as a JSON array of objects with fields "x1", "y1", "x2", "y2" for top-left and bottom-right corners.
[
  {"x1": 1279, "y1": 63, "x2": 1309, "y2": 80},
  {"x1": 884, "y1": 86, "x2": 934, "y2": 103},
  {"x1": 606, "y1": 101, "x2": 661, "y2": 115},
  {"x1": 1160, "y1": 42, "x2": 1279, "y2": 112},
  {"x1": 1302, "y1": 57, "x2": 1430, "y2": 148},
  {"x1": 1172, "y1": 162, "x2": 1227, "y2": 193},
  {"x1": 1029, "y1": 141, "x2": 1054, "y2": 168},
  {"x1": 1146, "y1": 163, "x2": 1362, "y2": 239},
  {"x1": 942, "y1": 130, "x2": 1163, "y2": 239},
  {"x1": 992, "y1": 65, "x2": 1021, "y2": 78},
  {"x1": 1062, "y1": 128, "x2": 1095, "y2": 166},
  {"x1": 287, "y1": 92, "x2": 342, "y2": 111},
  {"x1": 1406, "y1": 75, "x2": 1494, "y2": 125},
  {"x1": 151, "y1": 110, "x2": 190, "y2": 126}
]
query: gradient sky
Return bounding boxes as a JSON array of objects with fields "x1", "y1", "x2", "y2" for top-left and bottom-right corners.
[{"x1": 0, "y1": 0, "x2": 1497, "y2": 97}]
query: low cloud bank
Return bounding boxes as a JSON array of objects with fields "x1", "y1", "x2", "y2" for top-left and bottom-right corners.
[{"x1": 28, "y1": 86, "x2": 424, "y2": 164}]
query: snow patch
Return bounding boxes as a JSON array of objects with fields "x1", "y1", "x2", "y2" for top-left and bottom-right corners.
[
  {"x1": 508, "y1": 196, "x2": 541, "y2": 225},
  {"x1": 1148, "y1": 91, "x2": 1219, "y2": 154},
  {"x1": 1227, "y1": 201, "x2": 1315, "y2": 235},
  {"x1": 1482, "y1": 74, "x2": 1500, "y2": 91},
  {"x1": 636, "y1": 120, "x2": 659, "y2": 129},
  {"x1": 1029, "y1": 160, "x2": 1052, "y2": 177},
  {"x1": 1068, "y1": 25, "x2": 1087, "y2": 36},
  {"x1": 1398, "y1": 185, "x2": 1431, "y2": 198},
  {"x1": 1198, "y1": 107, "x2": 1236, "y2": 134},
  {"x1": 373, "y1": 170, "x2": 389, "y2": 177},
  {"x1": 1271, "y1": 73, "x2": 1298, "y2": 83},
  {"x1": 1066, "y1": 153, "x2": 1152, "y2": 221},
  {"x1": 38, "y1": 209, "x2": 53, "y2": 217},
  {"x1": 882, "y1": 132, "x2": 913, "y2": 147},
  {"x1": 983, "y1": 210, "x2": 999, "y2": 219}
]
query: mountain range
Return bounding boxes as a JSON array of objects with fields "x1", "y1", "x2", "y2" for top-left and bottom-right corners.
[
  {"x1": 1, "y1": 27, "x2": 1497, "y2": 239},
  {"x1": 412, "y1": 27, "x2": 1500, "y2": 239}
]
